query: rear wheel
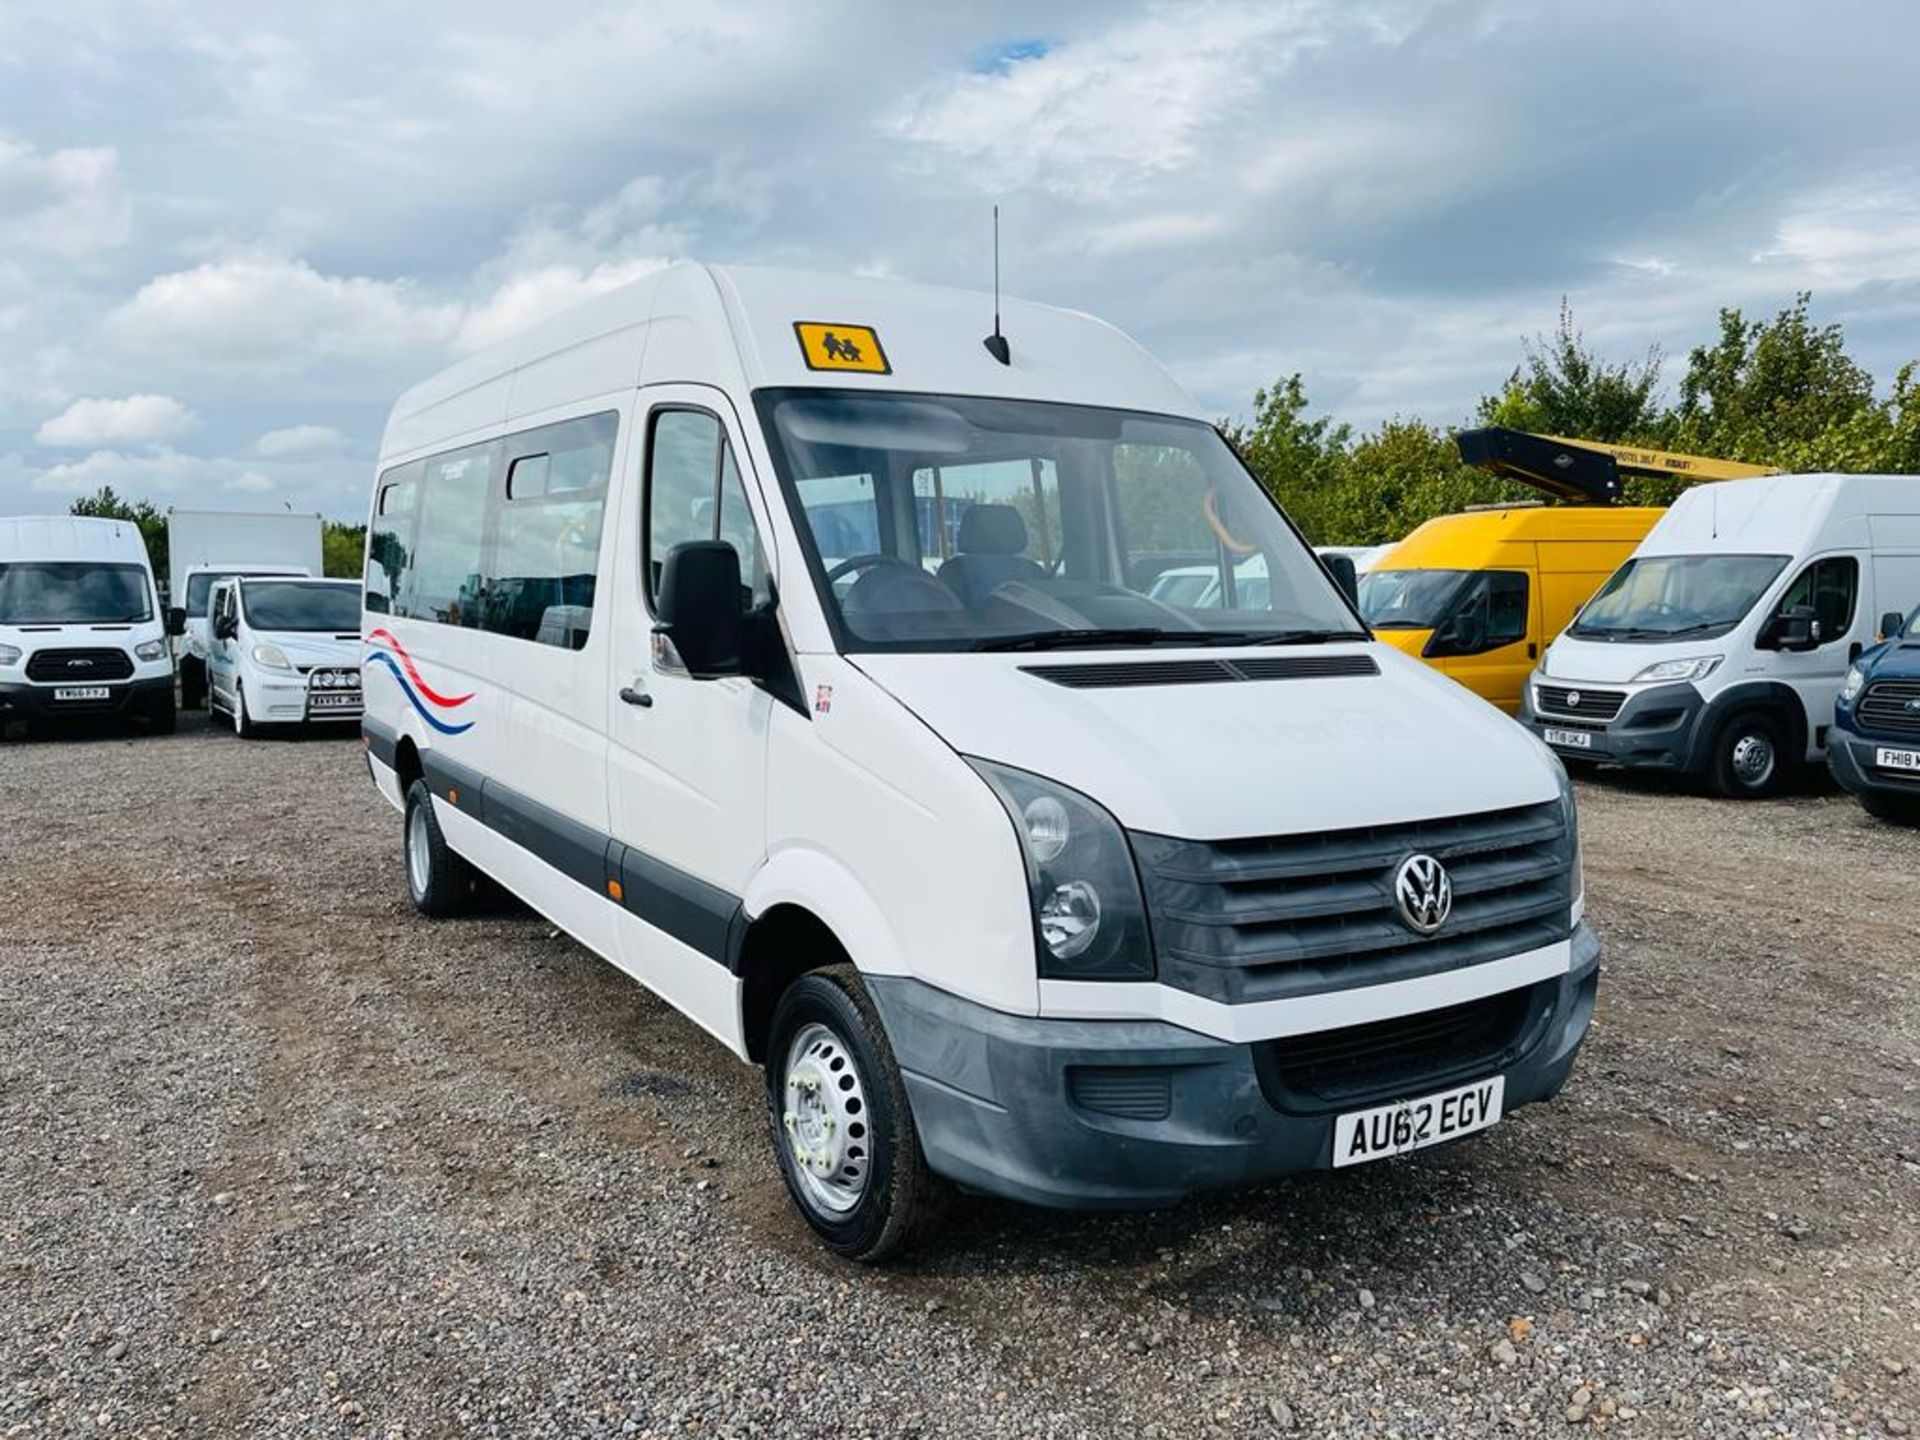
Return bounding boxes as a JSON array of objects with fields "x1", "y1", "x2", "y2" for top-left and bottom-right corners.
[
  {"x1": 1860, "y1": 789, "x2": 1920, "y2": 824},
  {"x1": 765, "y1": 966, "x2": 940, "y2": 1263},
  {"x1": 1708, "y1": 711, "x2": 1786, "y2": 798},
  {"x1": 403, "y1": 778, "x2": 472, "y2": 917},
  {"x1": 232, "y1": 683, "x2": 258, "y2": 739}
]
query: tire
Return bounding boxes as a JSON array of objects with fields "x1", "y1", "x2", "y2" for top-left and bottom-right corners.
[
  {"x1": 1860, "y1": 789, "x2": 1920, "y2": 824},
  {"x1": 1708, "y1": 711, "x2": 1787, "y2": 798},
  {"x1": 764, "y1": 965, "x2": 941, "y2": 1263},
  {"x1": 148, "y1": 696, "x2": 177, "y2": 735},
  {"x1": 179, "y1": 659, "x2": 205, "y2": 711},
  {"x1": 403, "y1": 777, "x2": 472, "y2": 918},
  {"x1": 232, "y1": 683, "x2": 258, "y2": 739}
]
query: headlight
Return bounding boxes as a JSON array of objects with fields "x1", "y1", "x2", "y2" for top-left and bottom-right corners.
[
  {"x1": 1629, "y1": 655, "x2": 1722, "y2": 685},
  {"x1": 0, "y1": 643, "x2": 20, "y2": 667},
  {"x1": 134, "y1": 639, "x2": 166, "y2": 661},
  {"x1": 1840, "y1": 664, "x2": 1867, "y2": 704},
  {"x1": 969, "y1": 759, "x2": 1154, "y2": 981},
  {"x1": 251, "y1": 642, "x2": 294, "y2": 671}
]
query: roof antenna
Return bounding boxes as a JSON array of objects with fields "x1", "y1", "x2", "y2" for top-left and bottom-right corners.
[{"x1": 983, "y1": 204, "x2": 1011, "y2": 366}]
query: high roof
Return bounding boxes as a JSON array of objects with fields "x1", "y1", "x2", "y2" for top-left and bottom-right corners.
[
  {"x1": 0, "y1": 514, "x2": 152, "y2": 564},
  {"x1": 381, "y1": 262, "x2": 1204, "y2": 461}
]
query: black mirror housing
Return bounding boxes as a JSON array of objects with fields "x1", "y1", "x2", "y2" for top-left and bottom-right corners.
[
  {"x1": 655, "y1": 541, "x2": 746, "y2": 680},
  {"x1": 1323, "y1": 553, "x2": 1358, "y2": 606},
  {"x1": 1880, "y1": 610, "x2": 1905, "y2": 641},
  {"x1": 1768, "y1": 604, "x2": 1818, "y2": 652},
  {"x1": 165, "y1": 606, "x2": 187, "y2": 637}
]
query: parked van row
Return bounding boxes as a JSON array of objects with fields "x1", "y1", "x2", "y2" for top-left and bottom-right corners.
[{"x1": 360, "y1": 263, "x2": 1598, "y2": 1261}]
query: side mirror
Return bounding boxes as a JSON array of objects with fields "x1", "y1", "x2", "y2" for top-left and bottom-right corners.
[
  {"x1": 215, "y1": 614, "x2": 237, "y2": 641},
  {"x1": 165, "y1": 606, "x2": 187, "y2": 637},
  {"x1": 654, "y1": 541, "x2": 745, "y2": 679},
  {"x1": 1766, "y1": 604, "x2": 1818, "y2": 652},
  {"x1": 1323, "y1": 553, "x2": 1358, "y2": 606},
  {"x1": 1426, "y1": 595, "x2": 1489, "y2": 658},
  {"x1": 1880, "y1": 610, "x2": 1906, "y2": 641}
]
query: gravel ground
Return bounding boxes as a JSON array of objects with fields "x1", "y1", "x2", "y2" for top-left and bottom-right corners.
[{"x1": 2, "y1": 713, "x2": 1917, "y2": 1439}]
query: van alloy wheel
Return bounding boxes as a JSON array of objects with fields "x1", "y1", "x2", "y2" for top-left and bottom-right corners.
[
  {"x1": 407, "y1": 802, "x2": 433, "y2": 901},
  {"x1": 780, "y1": 1021, "x2": 872, "y2": 1216}
]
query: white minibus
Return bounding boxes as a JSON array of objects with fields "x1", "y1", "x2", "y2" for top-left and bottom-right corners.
[
  {"x1": 0, "y1": 514, "x2": 174, "y2": 735},
  {"x1": 1521, "y1": 473, "x2": 1920, "y2": 797},
  {"x1": 362, "y1": 264, "x2": 1596, "y2": 1260}
]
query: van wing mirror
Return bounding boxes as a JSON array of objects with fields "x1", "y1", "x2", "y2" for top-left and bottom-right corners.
[
  {"x1": 214, "y1": 613, "x2": 237, "y2": 640},
  {"x1": 165, "y1": 606, "x2": 187, "y2": 637},
  {"x1": 1880, "y1": 610, "x2": 1906, "y2": 641},
  {"x1": 1766, "y1": 604, "x2": 1818, "y2": 652},
  {"x1": 1323, "y1": 553, "x2": 1358, "y2": 606},
  {"x1": 653, "y1": 541, "x2": 745, "y2": 680},
  {"x1": 1425, "y1": 592, "x2": 1489, "y2": 658}
]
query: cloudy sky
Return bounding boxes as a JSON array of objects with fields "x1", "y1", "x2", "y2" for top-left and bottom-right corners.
[{"x1": 4, "y1": 0, "x2": 1920, "y2": 521}]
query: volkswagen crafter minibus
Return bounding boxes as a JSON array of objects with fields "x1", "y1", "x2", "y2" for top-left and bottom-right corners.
[{"x1": 361, "y1": 264, "x2": 1598, "y2": 1260}]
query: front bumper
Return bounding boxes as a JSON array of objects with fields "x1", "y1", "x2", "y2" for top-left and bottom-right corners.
[
  {"x1": 0, "y1": 675, "x2": 173, "y2": 721},
  {"x1": 1520, "y1": 681, "x2": 1705, "y2": 771},
  {"x1": 869, "y1": 924, "x2": 1600, "y2": 1210},
  {"x1": 1826, "y1": 725, "x2": 1920, "y2": 798}
]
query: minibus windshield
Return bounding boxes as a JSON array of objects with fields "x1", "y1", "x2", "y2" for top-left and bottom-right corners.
[
  {"x1": 0, "y1": 562, "x2": 152, "y2": 625},
  {"x1": 1357, "y1": 569, "x2": 1472, "y2": 630},
  {"x1": 1569, "y1": 553, "x2": 1789, "y2": 641},
  {"x1": 241, "y1": 581, "x2": 362, "y2": 632},
  {"x1": 757, "y1": 390, "x2": 1363, "y2": 651}
]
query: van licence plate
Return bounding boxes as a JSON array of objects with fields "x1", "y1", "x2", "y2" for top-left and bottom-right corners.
[
  {"x1": 308, "y1": 692, "x2": 362, "y2": 712},
  {"x1": 53, "y1": 686, "x2": 110, "y2": 702},
  {"x1": 1333, "y1": 1075, "x2": 1505, "y2": 1168},
  {"x1": 1875, "y1": 746, "x2": 1920, "y2": 772},
  {"x1": 1543, "y1": 727, "x2": 1592, "y2": 750}
]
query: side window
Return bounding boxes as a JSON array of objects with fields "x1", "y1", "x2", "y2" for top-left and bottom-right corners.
[
  {"x1": 366, "y1": 461, "x2": 421, "y2": 616},
  {"x1": 1485, "y1": 570, "x2": 1530, "y2": 646},
  {"x1": 487, "y1": 412, "x2": 616, "y2": 650},
  {"x1": 1776, "y1": 556, "x2": 1859, "y2": 645},
  {"x1": 408, "y1": 443, "x2": 497, "y2": 627},
  {"x1": 645, "y1": 408, "x2": 767, "y2": 610}
]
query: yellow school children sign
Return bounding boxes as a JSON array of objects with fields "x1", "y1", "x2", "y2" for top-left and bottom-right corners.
[{"x1": 794, "y1": 322, "x2": 890, "y2": 374}]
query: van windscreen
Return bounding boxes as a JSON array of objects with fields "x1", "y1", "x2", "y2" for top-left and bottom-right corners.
[
  {"x1": 0, "y1": 562, "x2": 152, "y2": 625},
  {"x1": 1569, "y1": 554, "x2": 1789, "y2": 641},
  {"x1": 241, "y1": 581, "x2": 362, "y2": 632},
  {"x1": 756, "y1": 389, "x2": 1363, "y2": 652},
  {"x1": 1357, "y1": 569, "x2": 1471, "y2": 629}
]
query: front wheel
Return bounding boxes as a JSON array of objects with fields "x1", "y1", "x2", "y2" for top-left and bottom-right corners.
[
  {"x1": 1708, "y1": 711, "x2": 1786, "y2": 798},
  {"x1": 233, "y1": 683, "x2": 258, "y2": 739},
  {"x1": 765, "y1": 966, "x2": 941, "y2": 1263},
  {"x1": 403, "y1": 778, "x2": 472, "y2": 917}
]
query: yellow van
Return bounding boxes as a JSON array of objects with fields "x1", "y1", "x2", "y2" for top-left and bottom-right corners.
[{"x1": 1358, "y1": 505, "x2": 1663, "y2": 713}]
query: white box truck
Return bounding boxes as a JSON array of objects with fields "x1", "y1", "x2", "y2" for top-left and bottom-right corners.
[{"x1": 165, "y1": 508, "x2": 323, "y2": 708}]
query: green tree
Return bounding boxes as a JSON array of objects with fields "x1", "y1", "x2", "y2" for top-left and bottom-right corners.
[
  {"x1": 1222, "y1": 374, "x2": 1352, "y2": 543},
  {"x1": 1476, "y1": 298, "x2": 1663, "y2": 442},
  {"x1": 70, "y1": 486, "x2": 168, "y2": 586},
  {"x1": 322, "y1": 522, "x2": 366, "y2": 579}
]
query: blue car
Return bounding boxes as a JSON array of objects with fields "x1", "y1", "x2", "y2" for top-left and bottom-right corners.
[{"x1": 1829, "y1": 603, "x2": 1920, "y2": 822}]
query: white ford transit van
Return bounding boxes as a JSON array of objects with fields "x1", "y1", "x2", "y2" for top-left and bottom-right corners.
[
  {"x1": 1521, "y1": 473, "x2": 1920, "y2": 797},
  {"x1": 0, "y1": 514, "x2": 174, "y2": 735},
  {"x1": 207, "y1": 576, "x2": 365, "y2": 735},
  {"x1": 361, "y1": 264, "x2": 1596, "y2": 1260}
]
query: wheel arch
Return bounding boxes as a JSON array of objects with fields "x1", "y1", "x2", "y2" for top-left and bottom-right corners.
[{"x1": 1691, "y1": 680, "x2": 1809, "y2": 770}]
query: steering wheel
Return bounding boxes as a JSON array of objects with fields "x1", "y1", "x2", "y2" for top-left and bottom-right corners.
[{"x1": 825, "y1": 553, "x2": 920, "y2": 586}]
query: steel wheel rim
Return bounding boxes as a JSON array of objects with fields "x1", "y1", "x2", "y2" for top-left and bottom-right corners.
[
  {"x1": 406, "y1": 803, "x2": 431, "y2": 898},
  {"x1": 780, "y1": 1020, "x2": 872, "y2": 1216},
  {"x1": 1731, "y1": 732, "x2": 1775, "y2": 787}
]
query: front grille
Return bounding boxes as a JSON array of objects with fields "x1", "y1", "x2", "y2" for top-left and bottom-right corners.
[
  {"x1": 25, "y1": 647, "x2": 134, "y2": 682},
  {"x1": 1857, "y1": 679, "x2": 1920, "y2": 738},
  {"x1": 1256, "y1": 982, "x2": 1549, "y2": 1113},
  {"x1": 1535, "y1": 685, "x2": 1625, "y2": 721},
  {"x1": 1131, "y1": 800, "x2": 1573, "y2": 1005}
]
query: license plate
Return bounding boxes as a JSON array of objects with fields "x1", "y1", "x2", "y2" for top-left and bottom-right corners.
[
  {"x1": 53, "y1": 686, "x2": 110, "y2": 701},
  {"x1": 308, "y1": 692, "x2": 362, "y2": 711},
  {"x1": 1333, "y1": 1075, "x2": 1505, "y2": 1167},
  {"x1": 1543, "y1": 726, "x2": 1592, "y2": 750},
  {"x1": 1875, "y1": 746, "x2": 1920, "y2": 772}
]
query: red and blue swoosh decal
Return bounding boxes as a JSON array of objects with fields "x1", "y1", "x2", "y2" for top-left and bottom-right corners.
[{"x1": 365, "y1": 628, "x2": 475, "y2": 734}]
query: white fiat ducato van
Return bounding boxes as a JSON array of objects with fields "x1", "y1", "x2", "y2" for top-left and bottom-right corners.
[
  {"x1": 0, "y1": 514, "x2": 175, "y2": 735},
  {"x1": 361, "y1": 264, "x2": 1597, "y2": 1260},
  {"x1": 1520, "y1": 473, "x2": 1920, "y2": 797}
]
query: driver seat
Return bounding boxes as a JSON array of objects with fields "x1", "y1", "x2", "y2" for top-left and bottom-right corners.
[{"x1": 937, "y1": 504, "x2": 1046, "y2": 607}]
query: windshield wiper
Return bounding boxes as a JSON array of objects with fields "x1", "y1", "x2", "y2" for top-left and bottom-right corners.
[
  {"x1": 972, "y1": 628, "x2": 1207, "y2": 652},
  {"x1": 1249, "y1": 628, "x2": 1370, "y2": 646}
]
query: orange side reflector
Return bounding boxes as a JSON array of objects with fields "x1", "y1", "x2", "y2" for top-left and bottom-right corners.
[{"x1": 607, "y1": 879, "x2": 624, "y2": 902}]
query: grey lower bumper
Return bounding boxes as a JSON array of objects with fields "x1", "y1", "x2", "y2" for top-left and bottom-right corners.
[
  {"x1": 0, "y1": 675, "x2": 172, "y2": 721},
  {"x1": 1520, "y1": 682, "x2": 1705, "y2": 772},
  {"x1": 869, "y1": 924, "x2": 1601, "y2": 1211},
  {"x1": 1827, "y1": 725, "x2": 1920, "y2": 798}
]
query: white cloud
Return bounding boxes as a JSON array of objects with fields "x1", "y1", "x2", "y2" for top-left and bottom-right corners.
[
  {"x1": 224, "y1": 469, "x2": 275, "y2": 493},
  {"x1": 1759, "y1": 172, "x2": 1920, "y2": 286},
  {"x1": 35, "y1": 393, "x2": 194, "y2": 447},
  {"x1": 0, "y1": 135, "x2": 130, "y2": 255},
  {"x1": 105, "y1": 255, "x2": 459, "y2": 372},
  {"x1": 453, "y1": 256, "x2": 673, "y2": 354},
  {"x1": 29, "y1": 445, "x2": 203, "y2": 497},
  {"x1": 254, "y1": 422, "x2": 346, "y2": 456}
]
